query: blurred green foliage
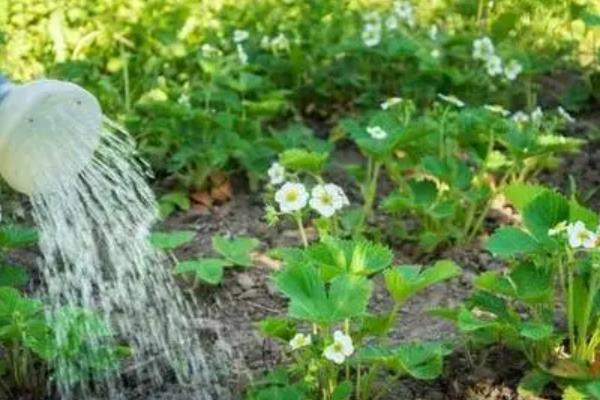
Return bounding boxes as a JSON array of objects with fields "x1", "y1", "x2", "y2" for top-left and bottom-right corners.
[{"x1": 0, "y1": 0, "x2": 598, "y2": 192}]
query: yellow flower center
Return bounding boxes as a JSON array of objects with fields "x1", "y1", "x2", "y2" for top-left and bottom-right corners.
[
  {"x1": 333, "y1": 342, "x2": 343, "y2": 353},
  {"x1": 320, "y1": 193, "x2": 333, "y2": 206},
  {"x1": 285, "y1": 191, "x2": 298, "y2": 202}
]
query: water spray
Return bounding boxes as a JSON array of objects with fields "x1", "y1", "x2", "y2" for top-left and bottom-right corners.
[{"x1": 0, "y1": 76, "x2": 233, "y2": 399}]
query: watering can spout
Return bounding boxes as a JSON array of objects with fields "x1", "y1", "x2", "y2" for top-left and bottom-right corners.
[{"x1": 0, "y1": 77, "x2": 103, "y2": 195}]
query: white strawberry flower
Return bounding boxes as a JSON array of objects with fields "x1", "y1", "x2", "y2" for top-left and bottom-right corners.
[
  {"x1": 362, "y1": 23, "x2": 382, "y2": 47},
  {"x1": 437, "y1": 93, "x2": 465, "y2": 108},
  {"x1": 275, "y1": 182, "x2": 309, "y2": 213},
  {"x1": 472, "y1": 37, "x2": 495, "y2": 60},
  {"x1": 271, "y1": 33, "x2": 290, "y2": 52},
  {"x1": 260, "y1": 35, "x2": 271, "y2": 49},
  {"x1": 237, "y1": 44, "x2": 248, "y2": 64},
  {"x1": 394, "y1": 1, "x2": 415, "y2": 27},
  {"x1": 485, "y1": 55, "x2": 503, "y2": 76},
  {"x1": 289, "y1": 333, "x2": 312, "y2": 350},
  {"x1": 511, "y1": 111, "x2": 530, "y2": 124},
  {"x1": 309, "y1": 184, "x2": 344, "y2": 217},
  {"x1": 367, "y1": 125, "x2": 388, "y2": 140},
  {"x1": 323, "y1": 330, "x2": 354, "y2": 364},
  {"x1": 385, "y1": 15, "x2": 399, "y2": 31},
  {"x1": 326, "y1": 184, "x2": 350, "y2": 207},
  {"x1": 558, "y1": 106, "x2": 575, "y2": 123},
  {"x1": 381, "y1": 97, "x2": 403, "y2": 110},
  {"x1": 233, "y1": 29, "x2": 249, "y2": 43},
  {"x1": 429, "y1": 24, "x2": 439, "y2": 40},
  {"x1": 530, "y1": 107, "x2": 543, "y2": 124},
  {"x1": 504, "y1": 59, "x2": 523, "y2": 81},
  {"x1": 267, "y1": 162, "x2": 285, "y2": 185},
  {"x1": 201, "y1": 44, "x2": 222, "y2": 58},
  {"x1": 567, "y1": 221, "x2": 597, "y2": 249}
]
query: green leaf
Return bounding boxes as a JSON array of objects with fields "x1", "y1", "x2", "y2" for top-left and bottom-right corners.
[
  {"x1": 569, "y1": 200, "x2": 598, "y2": 227},
  {"x1": 384, "y1": 261, "x2": 460, "y2": 305},
  {"x1": 517, "y1": 369, "x2": 552, "y2": 397},
  {"x1": 332, "y1": 381, "x2": 353, "y2": 400},
  {"x1": 456, "y1": 307, "x2": 497, "y2": 332},
  {"x1": 306, "y1": 238, "x2": 393, "y2": 280},
  {"x1": 174, "y1": 259, "x2": 228, "y2": 285},
  {"x1": 522, "y1": 191, "x2": 569, "y2": 240},
  {"x1": 275, "y1": 264, "x2": 371, "y2": 324},
  {"x1": 503, "y1": 183, "x2": 547, "y2": 212},
  {"x1": 149, "y1": 231, "x2": 195, "y2": 250},
  {"x1": 257, "y1": 318, "x2": 296, "y2": 341},
  {"x1": 474, "y1": 272, "x2": 516, "y2": 298},
  {"x1": 486, "y1": 227, "x2": 539, "y2": 258},
  {"x1": 212, "y1": 235, "x2": 259, "y2": 267},
  {"x1": 395, "y1": 342, "x2": 445, "y2": 380},
  {"x1": 518, "y1": 322, "x2": 553, "y2": 341},
  {"x1": 356, "y1": 342, "x2": 446, "y2": 380},
  {"x1": 0, "y1": 265, "x2": 29, "y2": 288},
  {"x1": 510, "y1": 263, "x2": 553, "y2": 304},
  {"x1": 279, "y1": 148, "x2": 328, "y2": 174},
  {"x1": 0, "y1": 225, "x2": 38, "y2": 250},
  {"x1": 252, "y1": 385, "x2": 306, "y2": 400}
]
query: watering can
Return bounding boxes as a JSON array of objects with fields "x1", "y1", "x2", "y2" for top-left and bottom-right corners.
[{"x1": 0, "y1": 75, "x2": 103, "y2": 194}]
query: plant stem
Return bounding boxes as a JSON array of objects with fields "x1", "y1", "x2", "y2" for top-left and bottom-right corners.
[
  {"x1": 355, "y1": 159, "x2": 382, "y2": 236},
  {"x1": 576, "y1": 259, "x2": 600, "y2": 362},
  {"x1": 295, "y1": 213, "x2": 308, "y2": 247},
  {"x1": 568, "y1": 262, "x2": 576, "y2": 354}
]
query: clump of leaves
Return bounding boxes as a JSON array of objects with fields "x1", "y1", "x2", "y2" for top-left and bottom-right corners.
[
  {"x1": 175, "y1": 235, "x2": 260, "y2": 285},
  {"x1": 151, "y1": 229, "x2": 260, "y2": 285},
  {"x1": 0, "y1": 224, "x2": 126, "y2": 398},
  {"x1": 439, "y1": 184, "x2": 600, "y2": 398},
  {"x1": 251, "y1": 237, "x2": 460, "y2": 399}
]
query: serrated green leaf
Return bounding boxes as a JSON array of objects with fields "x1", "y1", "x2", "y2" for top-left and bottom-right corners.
[
  {"x1": 569, "y1": 200, "x2": 598, "y2": 227},
  {"x1": 149, "y1": 230, "x2": 195, "y2": 250},
  {"x1": 212, "y1": 235, "x2": 259, "y2": 267},
  {"x1": 503, "y1": 183, "x2": 547, "y2": 212},
  {"x1": 510, "y1": 263, "x2": 553, "y2": 304},
  {"x1": 355, "y1": 342, "x2": 446, "y2": 380},
  {"x1": 275, "y1": 264, "x2": 371, "y2": 324},
  {"x1": 174, "y1": 259, "x2": 228, "y2": 285},
  {"x1": 523, "y1": 191, "x2": 569, "y2": 240},
  {"x1": 256, "y1": 318, "x2": 296, "y2": 341},
  {"x1": 385, "y1": 261, "x2": 460, "y2": 305},
  {"x1": 306, "y1": 238, "x2": 393, "y2": 280},
  {"x1": 486, "y1": 227, "x2": 539, "y2": 258},
  {"x1": 518, "y1": 322, "x2": 553, "y2": 341}
]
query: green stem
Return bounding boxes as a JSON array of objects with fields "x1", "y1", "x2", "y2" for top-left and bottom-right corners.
[
  {"x1": 355, "y1": 159, "x2": 382, "y2": 236},
  {"x1": 568, "y1": 262, "x2": 576, "y2": 354},
  {"x1": 576, "y1": 261, "x2": 600, "y2": 361},
  {"x1": 355, "y1": 364, "x2": 362, "y2": 400},
  {"x1": 295, "y1": 213, "x2": 308, "y2": 248}
]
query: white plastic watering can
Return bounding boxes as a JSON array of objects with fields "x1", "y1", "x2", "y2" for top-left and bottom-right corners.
[{"x1": 0, "y1": 76, "x2": 103, "y2": 194}]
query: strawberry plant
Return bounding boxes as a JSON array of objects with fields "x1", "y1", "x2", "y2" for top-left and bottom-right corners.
[
  {"x1": 438, "y1": 184, "x2": 600, "y2": 397},
  {"x1": 251, "y1": 237, "x2": 460, "y2": 399}
]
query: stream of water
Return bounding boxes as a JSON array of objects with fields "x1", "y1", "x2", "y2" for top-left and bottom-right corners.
[{"x1": 29, "y1": 119, "x2": 233, "y2": 399}]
